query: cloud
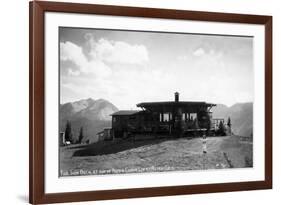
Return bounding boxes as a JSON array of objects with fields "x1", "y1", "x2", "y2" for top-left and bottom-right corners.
[
  {"x1": 60, "y1": 35, "x2": 149, "y2": 80},
  {"x1": 60, "y1": 41, "x2": 112, "y2": 78},
  {"x1": 68, "y1": 69, "x2": 80, "y2": 76},
  {"x1": 60, "y1": 41, "x2": 87, "y2": 69},
  {"x1": 60, "y1": 29, "x2": 253, "y2": 107},
  {"x1": 193, "y1": 47, "x2": 205, "y2": 56},
  {"x1": 61, "y1": 83, "x2": 81, "y2": 93},
  {"x1": 177, "y1": 55, "x2": 188, "y2": 61},
  {"x1": 60, "y1": 35, "x2": 150, "y2": 104},
  {"x1": 86, "y1": 34, "x2": 149, "y2": 65},
  {"x1": 178, "y1": 47, "x2": 208, "y2": 61}
]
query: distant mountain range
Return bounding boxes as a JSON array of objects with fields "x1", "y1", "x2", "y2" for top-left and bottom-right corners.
[
  {"x1": 211, "y1": 102, "x2": 253, "y2": 137},
  {"x1": 60, "y1": 98, "x2": 118, "y2": 143},
  {"x1": 60, "y1": 98, "x2": 253, "y2": 143}
]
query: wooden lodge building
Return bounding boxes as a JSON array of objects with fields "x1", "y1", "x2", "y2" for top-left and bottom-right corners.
[{"x1": 110, "y1": 92, "x2": 219, "y2": 139}]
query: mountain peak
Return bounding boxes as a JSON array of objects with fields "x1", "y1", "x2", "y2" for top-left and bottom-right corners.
[
  {"x1": 95, "y1": 98, "x2": 108, "y2": 102},
  {"x1": 86, "y1": 97, "x2": 95, "y2": 102},
  {"x1": 60, "y1": 97, "x2": 119, "y2": 122},
  {"x1": 60, "y1": 98, "x2": 119, "y2": 142},
  {"x1": 212, "y1": 102, "x2": 253, "y2": 137}
]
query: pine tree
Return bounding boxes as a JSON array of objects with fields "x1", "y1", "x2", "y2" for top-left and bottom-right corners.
[
  {"x1": 64, "y1": 120, "x2": 73, "y2": 143},
  {"x1": 227, "y1": 117, "x2": 231, "y2": 127},
  {"x1": 218, "y1": 121, "x2": 226, "y2": 136},
  {"x1": 78, "y1": 127, "x2": 84, "y2": 144},
  {"x1": 227, "y1": 117, "x2": 232, "y2": 135}
]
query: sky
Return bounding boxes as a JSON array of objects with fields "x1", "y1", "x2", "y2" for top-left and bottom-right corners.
[{"x1": 59, "y1": 27, "x2": 253, "y2": 110}]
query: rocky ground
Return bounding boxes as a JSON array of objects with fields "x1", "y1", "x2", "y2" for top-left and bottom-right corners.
[{"x1": 59, "y1": 135, "x2": 253, "y2": 177}]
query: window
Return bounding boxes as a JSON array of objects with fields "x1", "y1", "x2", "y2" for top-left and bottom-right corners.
[
  {"x1": 190, "y1": 113, "x2": 197, "y2": 120},
  {"x1": 163, "y1": 113, "x2": 169, "y2": 122},
  {"x1": 182, "y1": 113, "x2": 189, "y2": 120}
]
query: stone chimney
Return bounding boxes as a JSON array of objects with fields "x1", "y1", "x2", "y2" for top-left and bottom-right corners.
[{"x1": 175, "y1": 92, "x2": 179, "y2": 102}]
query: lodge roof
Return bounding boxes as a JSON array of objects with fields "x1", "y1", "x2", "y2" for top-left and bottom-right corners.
[
  {"x1": 111, "y1": 110, "x2": 141, "y2": 116},
  {"x1": 137, "y1": 101, "x2": 216, "y2": 108}
]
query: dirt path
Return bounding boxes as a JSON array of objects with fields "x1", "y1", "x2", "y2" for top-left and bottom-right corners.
[{"x1": 59, "y1": 136, "x2": 252, "y2": 176}]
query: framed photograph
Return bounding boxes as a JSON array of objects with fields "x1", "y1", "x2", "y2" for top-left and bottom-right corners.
[{"x1": 29, "y1": 1, "x2": 272, "y2": 204}]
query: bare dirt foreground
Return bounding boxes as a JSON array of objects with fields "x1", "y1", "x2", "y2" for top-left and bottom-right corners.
[{"x1": 59, "y1": 136, "x2": 253, "y2": 176}]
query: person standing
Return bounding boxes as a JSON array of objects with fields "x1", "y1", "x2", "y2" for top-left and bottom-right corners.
[
  {"x1": 202, "y1": 132, "x2": 207, "y2": 170},
  {"x1": 202, "y1": 134, "x2": 207, "y2": 154}
]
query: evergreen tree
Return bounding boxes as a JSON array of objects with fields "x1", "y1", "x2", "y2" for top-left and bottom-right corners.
[
  {"x1": 227, "y1": 117, "x2": 232, "y2": 135},
  {"x1": 64, "y1": 120, "x2": 73, "y2": 143},
  {"x1": 227, "y1": 117, "x2": 231, "y2": 127},
  {"x1": 78, "y1": 127, "x2": 84, "y2": 144},
  {"x1": 218, "y1": 121, "x2": 226, "y2": 136}
]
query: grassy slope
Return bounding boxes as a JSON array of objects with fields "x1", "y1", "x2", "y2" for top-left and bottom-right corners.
[{"x1": 59, "y1": 136, "x2": 253, "y2": 176}]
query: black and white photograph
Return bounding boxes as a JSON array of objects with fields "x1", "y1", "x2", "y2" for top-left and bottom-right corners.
[{"x1": 59, "y1": 27, "x2": 254, "y2": 177}]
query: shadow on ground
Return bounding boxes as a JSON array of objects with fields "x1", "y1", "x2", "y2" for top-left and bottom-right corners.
[{"x1": 72, "y1": 137, "x2": 176, "y2": 157}]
